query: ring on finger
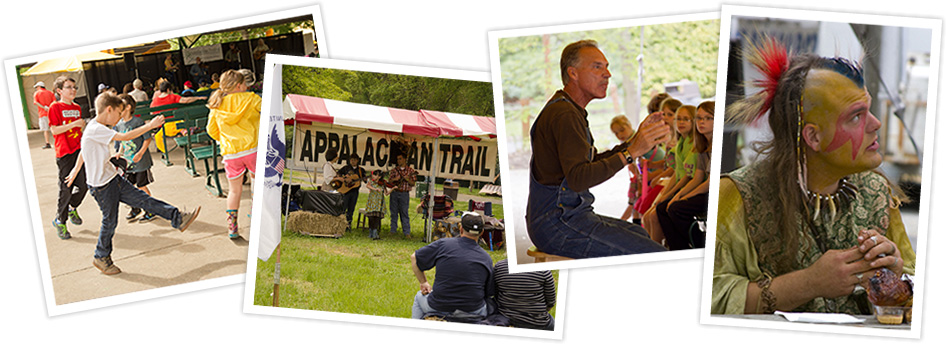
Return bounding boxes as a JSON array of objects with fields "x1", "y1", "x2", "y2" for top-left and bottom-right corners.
[
  {"x1": 870, "y1": 235, "x2": 878, "y2": 245},
  {"x1": 856, "y1": 273, "x2": 864, "y2": 283}
]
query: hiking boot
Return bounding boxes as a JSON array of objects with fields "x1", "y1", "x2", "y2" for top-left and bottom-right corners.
[
  {"x1": 68, "y1": 207, "x2": 83, "y2": 225},
  {"x1": 43, "y1": 143, "x2": 52, "y2": 149},
  {"x1": 126, "y1": 207, "x2": 142, "y2": 221},
  {"x1": 93, "y1": 256, "x2": 121, "y2": 275},
  {"x1": 52, "y1": 218, "x2": 70, "y2": 240},
  {"x1": 138, "y1": 212, "x2": 156, "y2": 223},
  {"x1": 176, "y1": 206, "x2": 201, "y2": 232}
]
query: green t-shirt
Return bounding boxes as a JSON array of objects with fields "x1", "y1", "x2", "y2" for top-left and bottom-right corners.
[{"x1": 674, "y1": 136, "x2": 697, "y2": 180}]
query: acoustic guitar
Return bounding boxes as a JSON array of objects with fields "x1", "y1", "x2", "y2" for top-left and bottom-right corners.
[{"x1": 330, "y1": 171, "x2": 363, "y2": 194}]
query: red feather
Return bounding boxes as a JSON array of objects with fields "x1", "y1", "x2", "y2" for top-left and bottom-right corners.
[{"x1": 749, "y1": 37, "x2": 790, "y2": 121}]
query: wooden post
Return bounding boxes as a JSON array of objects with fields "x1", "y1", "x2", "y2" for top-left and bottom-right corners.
[{"x1": 273, "y1": 243, "x2": 281, "y2": 307}]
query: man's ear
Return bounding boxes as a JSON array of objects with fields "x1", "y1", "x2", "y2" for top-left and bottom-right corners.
[
  {"x1": 567, "y1": 66, "x2": 579, "y2": 83},
  {"x1": 802, "y1": 123, "x2": 822, "y2": 152}
]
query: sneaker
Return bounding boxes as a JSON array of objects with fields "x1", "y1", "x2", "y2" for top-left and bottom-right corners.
[
  {"x1": 51, "y1": 218, "x2": 71, "y2": 240},
  {"x1": 68, "y1": 207, "x2": 82, "y2": 225},
  {"x1": 126, "y1": 208, "x2": 142, "y2": 221},
  {"x1": 43, "y1": 143, "x2": 52, "y2": 149},
  {"x1": 228, "y1": 227, "x2": 239, "y2": 239},
  {"x1": 138, "y1": 212, "x2": 157, "y2": 223},
  {"x1": 92, "y1": 256, "x2": 121, "y2": 275},
  {"x1": 176, "y1": 206, "x2": 201, "y2": 232}
]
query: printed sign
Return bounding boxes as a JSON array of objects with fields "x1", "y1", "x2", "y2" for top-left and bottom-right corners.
[{"x1": 289, "y1": 123, "x2": 497, "y2": 182}]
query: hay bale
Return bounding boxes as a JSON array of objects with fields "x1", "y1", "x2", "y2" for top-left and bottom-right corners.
[{"x1": 287, "y1": 211, "x2": 347, "y2": 237}]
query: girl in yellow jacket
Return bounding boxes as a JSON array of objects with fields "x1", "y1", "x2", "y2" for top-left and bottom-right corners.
[{"x1": 207, "y1": 70, "x2": 261, "y2": 239}]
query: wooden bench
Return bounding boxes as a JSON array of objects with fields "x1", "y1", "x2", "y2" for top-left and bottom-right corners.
[{"x1": 526, "y1": 246, "x2": 573, "y2": 263}]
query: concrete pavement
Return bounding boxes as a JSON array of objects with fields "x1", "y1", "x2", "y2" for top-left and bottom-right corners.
[{"x1": 25, "y1": 129, "x2": 249, "y2": 305}]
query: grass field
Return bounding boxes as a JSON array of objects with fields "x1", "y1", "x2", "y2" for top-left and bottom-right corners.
[{"x1": 253, "y1": 194, "x2": 558, "y2": 321}]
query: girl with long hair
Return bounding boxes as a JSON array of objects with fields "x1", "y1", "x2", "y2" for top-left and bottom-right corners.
[{"x1": 207, "y1": 70, "x2": 262, "y2": 239}]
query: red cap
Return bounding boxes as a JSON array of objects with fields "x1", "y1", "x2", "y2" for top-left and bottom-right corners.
[{"x1": 184, "y1": 81, "x2": 193, "y2": 88}]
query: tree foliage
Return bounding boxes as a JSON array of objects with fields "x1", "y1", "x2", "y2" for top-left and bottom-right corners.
[
  {"x1": 497, "y1": 19, "x2": 719, "y2": 151},
  {"x1": 281, "y1": 66, "x2": 494, "y2": 116},
  {"x1": 169, "y1": 20, "x2": 316, "y2": 50}
]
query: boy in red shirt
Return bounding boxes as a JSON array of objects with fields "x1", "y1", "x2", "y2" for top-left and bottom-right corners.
[
  {"x1": 47, "y1": 76, "x2": 87, "y2": 239},
  {"x1": 32, "y1": 81, "x2": 56, "y2": 149}
]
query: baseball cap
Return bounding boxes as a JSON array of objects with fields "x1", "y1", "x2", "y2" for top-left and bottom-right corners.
[
  {"x1": 461, "y1": 213, "x2": 484, "y2": 235},
  {"x1": 34, "y1": 81, "x2": 45, "y2": 88},
  {"x1": 97, "y1": 83, "x2": 108, "y2": 93}
]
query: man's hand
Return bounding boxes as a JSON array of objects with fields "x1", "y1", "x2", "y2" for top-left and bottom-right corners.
[
  {"x1": 149, "y1": 115, "x2": 166, "y2": 129},
  {"x1": 858, "y1": 229, "x2": 903, "y2": 276},
  {"x1": 625, "y1": 120, "x2": 671, "y2": 159},
  {"x1": 419, "y1": 282, "x2": 432, "y2": 295},
  {"x1": 804, "y1": 247, "x2": 873, "y2": 298}
]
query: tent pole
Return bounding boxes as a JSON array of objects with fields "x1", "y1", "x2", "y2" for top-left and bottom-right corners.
[{"x1": 426, "y1": 137, "x2": 439, "y2": 243}]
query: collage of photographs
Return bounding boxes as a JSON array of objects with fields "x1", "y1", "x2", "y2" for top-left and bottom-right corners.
[{"x1": 1, "y1": 1, "x2": 943, "y2": 343}]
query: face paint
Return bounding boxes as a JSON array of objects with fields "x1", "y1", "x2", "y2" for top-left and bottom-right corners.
[
  {"x1": 825, "y1": 101, "x2": 870, "y2": 160},
  {"x1": 803, "y1": 69, "x2": 882, "y2": 174}
]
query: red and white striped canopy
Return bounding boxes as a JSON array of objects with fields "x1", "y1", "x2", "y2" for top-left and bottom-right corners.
[{"x1": 283, "y1": 94, "x2": 496, "y2": 138}]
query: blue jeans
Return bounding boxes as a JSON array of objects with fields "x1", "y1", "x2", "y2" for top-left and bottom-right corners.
[
  {"x1": 526, "y1": 172, "x2": 667, "y2": 258},
  {"x1": 89, "y1": 176, "x2": 182, "y2": 259},
  {"x1": 389, "y1": 190, "x2": 410, "y2": 235},
  {"x1": 411, "y1": 291, "x2": 487, "y2": 319}
]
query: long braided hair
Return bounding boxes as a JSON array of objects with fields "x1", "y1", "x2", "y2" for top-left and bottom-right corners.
[{"x1": 726, "y1": 37, "x2": 871, "y2": 275}]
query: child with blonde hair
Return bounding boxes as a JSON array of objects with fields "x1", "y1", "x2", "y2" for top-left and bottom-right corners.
[
  {"x1": 657, "y1": 100, "x2": 714, "y2": 249},
  {"x1": 643, "y1": 103, "x2": 697, "y2": 245},
  {"x1": 207, "y1": 70, "x2": 262, "y2": 239},
  {"x1": 610, "y1": 115, "x2": 661, "y2": 223}
]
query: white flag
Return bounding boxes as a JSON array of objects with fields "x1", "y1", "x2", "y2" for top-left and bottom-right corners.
[{"x1": 258, "y1": 65, "x2": 285, "y2": 261}]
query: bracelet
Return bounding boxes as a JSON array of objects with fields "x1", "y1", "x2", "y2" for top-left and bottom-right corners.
[{"x1": 757, "y1": 273, "x2": 777, "y2": 313}]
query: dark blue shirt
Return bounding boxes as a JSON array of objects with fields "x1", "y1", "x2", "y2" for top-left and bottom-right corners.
[{"x1": 415, "y1": 237, "x2": 493, "y2": 313}]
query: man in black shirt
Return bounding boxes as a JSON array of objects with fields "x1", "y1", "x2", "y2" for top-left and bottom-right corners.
[
  {"x1": 410, "y1": 213, "x2": 493, "y2": 318},
  {"x1": 336, "y1": 153, "x2": 366, "y2": 229}
]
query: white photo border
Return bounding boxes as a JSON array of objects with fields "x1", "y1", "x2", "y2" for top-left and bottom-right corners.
[
  {"x1": 486, "y1": 12, "x2": 720, "y2": 274},
  {"x1": 3, "y1": 5, "x2": 327, "y2": 317},
  {"x1": 699, "y1": 5, "x2": 941, "y2": 338},
  {"x1": 245, "y1": 54, "x2": 568, "y2": 340}
]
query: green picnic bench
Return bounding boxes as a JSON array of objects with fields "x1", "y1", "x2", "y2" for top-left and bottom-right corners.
[
  {"x1": 190, "y1": 117, "x2": 224, "y2": 197},
  {"x1": 170, "y1": 106, "x2": 212, "y2": 177},
  {"x1": 132, "y1": 100, "x2": 208, "y2": 166}
]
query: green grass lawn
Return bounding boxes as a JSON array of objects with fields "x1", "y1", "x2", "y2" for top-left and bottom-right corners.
[{"x1": 254, "y1": 195, "x2": 557, "y2": 320}]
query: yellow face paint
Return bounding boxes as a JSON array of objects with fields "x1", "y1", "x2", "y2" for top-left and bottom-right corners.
[{"x1": 803, "y1": 69, "x2": 882, "y2": 174}]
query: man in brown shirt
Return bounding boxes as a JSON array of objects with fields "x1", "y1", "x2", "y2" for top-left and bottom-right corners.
[{"x1": 526, "y1": 40, "x2": 670, "y2": 258}]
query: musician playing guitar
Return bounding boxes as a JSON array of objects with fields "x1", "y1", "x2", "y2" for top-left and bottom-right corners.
[
  {"x1": 252, "y1": 38, "x2": 270, "y2": 75},
  {"x1": 336, "y1": 153, "x2": 366, "y2": 229},
  {"x1": 388, "y1": 154, "x2": 417, "y2": 238}
]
